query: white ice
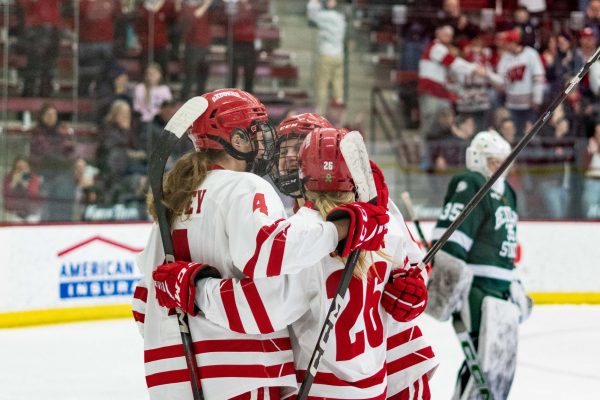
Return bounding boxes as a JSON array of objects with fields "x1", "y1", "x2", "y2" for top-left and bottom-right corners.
[{"x1": 1, "y1": 305, "x2": 599, "y2": 400}]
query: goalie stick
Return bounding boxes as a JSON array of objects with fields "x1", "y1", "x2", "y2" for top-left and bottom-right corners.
[
  {"x1": 401, "y1": 192, "x2": 492, "y2": 400},
  {"x1": 296, "y1": 131, "x2": 378, "y2": 400},
  {"x1": 148, "y1": 96, "x2": 209, "y2": 400}
]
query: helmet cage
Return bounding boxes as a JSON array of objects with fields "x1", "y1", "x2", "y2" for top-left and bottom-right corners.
[{"x1": 270, "y1": 133, "x2": 305, "y2": 197}]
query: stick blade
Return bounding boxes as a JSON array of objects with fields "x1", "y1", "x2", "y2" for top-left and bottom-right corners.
[
  {"x1": 340, "y1": 131, "x2": 376, "y2": 202},
  {"x1": 164, "y1": 96, "x2": 209, "y2": 138}
]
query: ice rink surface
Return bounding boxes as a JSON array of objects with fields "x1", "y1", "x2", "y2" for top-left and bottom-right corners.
[{"x1": 1, "y1": 305, "x2": 599, "y2": 400}]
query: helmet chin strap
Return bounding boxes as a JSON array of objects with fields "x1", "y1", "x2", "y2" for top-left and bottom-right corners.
[{"x1": 206, "y1": 134, "x2": 257, "y2": 171}]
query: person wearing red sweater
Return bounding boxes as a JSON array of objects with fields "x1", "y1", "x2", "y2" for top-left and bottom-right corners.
[
  {"x1": 180, "y1": 0, "x2": 213, "y2": 99},
  {"x1": 134, "y1": 0, "x2": 178, "y2": 80},
  {"x1": 78, "y1": 0, "x2": 122, "y2": 96},
  {"x1": 18, "y1": 0, "x2": 66, "y2": 97},
  {"x1": 227, "y1": 0, "x2": 257, "y2": 92}
]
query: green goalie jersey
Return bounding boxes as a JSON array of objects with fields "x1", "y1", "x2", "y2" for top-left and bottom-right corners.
[{"x1": 431, "y1": 170, "x2": 518, "y2": 286}]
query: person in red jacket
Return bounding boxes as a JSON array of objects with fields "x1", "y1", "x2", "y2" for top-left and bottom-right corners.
[
  {"x1": 227, "y1": 0, "x2": 257, "y2": 92},
  {"x1": 78, "y1": 0, "x2": 122, "y2": 96},
  {"x1": 134, "y1": 0, "x2": 178, "y2": 80},
  {"x1": 17, "y1": 0, "x2": 66, "y2": 97},
  {"x1": 180, "y1": 0, "x2": 213, "y2": 99}
]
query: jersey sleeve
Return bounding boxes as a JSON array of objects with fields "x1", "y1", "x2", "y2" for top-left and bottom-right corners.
[
  {"x1": 132, "y1": 280, "x2": 148, "y2": 338},
  {"x1": 228, "y1": 182, "x2": 338, "y2": 278},
  {"x1": 431, "y1": 174, "x2": 484, "y2": 261},
  {"x1": 196, "y1": 270, "x2": 318, "y2": 334},
  {"x1": 531, "y1": 49, "x2": 546, "y2": 105}
]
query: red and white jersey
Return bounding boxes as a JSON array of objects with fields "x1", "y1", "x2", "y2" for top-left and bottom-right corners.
[
  {"x1": 418, "y1": 39, "x2": 477, "y2": 100},
  {"x1": 132, "y1": 169, "x2": 340, "y2": 400},
  {"x1": 198, "y1": 205, "x2": 437, "y2": 399},
  {"x1": 496, "y1": 46, "x2": 545, "y2": 110},
  {"x1": 385, "y1": 202, "x2": 438, "y2": 399}
]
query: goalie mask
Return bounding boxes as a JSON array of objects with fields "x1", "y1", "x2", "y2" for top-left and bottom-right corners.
[
  {"x1": 466, "y1": 130, "x2": 511, "y2": 192},
  {"x1": 270, "y1": 113, "x2": 333, "y2": 197},
  {"x1": 297, "y1": 127, "x2": 354, "y2": 193},
  {"x1": 189, "y1": 88, "x2": 276, "y2": 176}
]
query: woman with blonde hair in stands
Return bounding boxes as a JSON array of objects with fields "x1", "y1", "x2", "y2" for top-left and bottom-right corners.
[{"x1": 132, "y1": 89, "x2": 388, "y2": 400}]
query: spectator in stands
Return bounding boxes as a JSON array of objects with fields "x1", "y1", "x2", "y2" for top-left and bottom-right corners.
[
  {"x1": 135, "y1": 0, "x2": 178, "y2": 78},
  {"x1": 72, "y1": 157, "x2": 98, "y2": 218},
  {"x1": 545, "y1": 32, "x2": 584, "y2": 97},
  {"x1": 455, "y1": 37, "x2": 503, "y2": 132},
  {"x1": 227, "y1": 0, "x2": 258, "y2": 93},
  {"x1": 513, "y1": 6, "x2": 538, "y2": 49},
  {"x1": 579, "y1": 28, "x2": 599, "y2": 98},
  {"x1": 97, "y1": 100, "x2": 147, "y2": 205},
  {"x1": 498, "y1": 117, "x2": 517, "y2": 145},
  {"x1": 2, "y1": 157, "x2": 42, "y2": 222},
  {"x1": 96, "y1": 64, "x2": 133, "y2": 123},
  {"x1": 29, "y1": 103, "x2": 75, "y2": 186},
  {"x1": 180, "y1": 0, "x2": 213, "y2": 100},
  {"x1": 584, "y1": 0, "x2": 600, "y2": 41},
  {"x1": 437, "y1": 0, "x2": 479, "y2": 46},
  {"x1": 148, "y1": 99, "x2": 194, "y2": 168},
  {"x1": 583, "y1": 122, "x2": 600, "y2": 218},
  {"x1": 78, "y1": 0, "x2": 121, "y2": 96},
  {"x1": 307, "y1": 0, "x2": 347, "y2": 115},
  {"x1": 133, "y1": 63, "x2": 173, "y2": 124},
  {"x1": 17, "y1": 0, "x2": 65, "y2": 97},
  {"x1": 418, "y1": 25, "x2": 484, "y2": 137},
  {"x1": 495, "y1": 28, "x2": 545, "y2": 138}
]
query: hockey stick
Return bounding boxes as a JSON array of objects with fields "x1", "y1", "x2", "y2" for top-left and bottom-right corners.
[
  {"x1": 401, "y1": 192, "x2": 492, "y2": 400},
  {"x1": 148, "y1": 96, "x2": 208, "y2": 400},
  {"x1": 297, "y1": 131, "x2": 378, "y2": 400},
  {"x1": 416, "y1": 45, "x2": 600, "y2": 269}
]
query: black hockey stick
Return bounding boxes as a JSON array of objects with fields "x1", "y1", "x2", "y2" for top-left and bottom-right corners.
[
  {"x1": 417, "y1": 45, "x2": 600, "y2": 269},
  {"x1": 401, "y1": 192, "x2": 492, "y2": 400},
  {"x1": 297, "y1": 131, "x2": 378, "y2": 400},
  {"x1": 148, "y1": 96, "x2": 208, "y2": 400}
]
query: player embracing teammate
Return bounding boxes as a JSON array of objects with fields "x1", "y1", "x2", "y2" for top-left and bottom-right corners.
[{"x1": 132, "y1": 90, "x2": 437, "y2": 399}]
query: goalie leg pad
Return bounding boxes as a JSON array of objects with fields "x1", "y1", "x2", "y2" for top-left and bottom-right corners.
[
  {"x1": 476, "y1": 296, "x2": 519, "y2": 400},
  {"x1": 425, "y1": 250, "x2": 474, "y2": 321}
]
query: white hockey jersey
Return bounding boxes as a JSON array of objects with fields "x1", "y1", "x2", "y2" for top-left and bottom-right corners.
[
  {"x1": 496, "y1": 46, "x2": 545, "y2": 110},
  {"x1": 198, "y1": 204, "x2": 438, "y2": 399},
  {"x1": 132, "y1": 169, "x2": 341, "y2": 400}
]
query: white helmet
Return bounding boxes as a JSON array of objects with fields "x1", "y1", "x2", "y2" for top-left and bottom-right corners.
[{"x1": 466, "y1": 130, "x2": 511, "y2": 178}]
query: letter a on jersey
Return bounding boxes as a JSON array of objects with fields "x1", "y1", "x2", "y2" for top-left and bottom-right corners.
[{"x1": 253, "y1": 193, "x2": 269, "y2": 215}]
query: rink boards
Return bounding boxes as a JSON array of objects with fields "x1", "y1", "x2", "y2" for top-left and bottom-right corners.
[{"x1": 0, "y1": 220, "x2": 599, "y2": 327}]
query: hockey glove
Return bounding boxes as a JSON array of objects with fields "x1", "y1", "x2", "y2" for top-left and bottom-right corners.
[
  {"x1": 326, "y1": 201, "x2": 389, "y2": 257},
  {"x1": 370, "y1": 160, "x2": 389, "y2": 210},
  {"x1": 381, "y1": 268, "x2": 428, "y2": 322},
  {"x1": 153, "y1": 261, "x2": 221, "y2": 316}
]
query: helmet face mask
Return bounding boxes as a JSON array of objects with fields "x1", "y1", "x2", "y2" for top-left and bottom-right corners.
[{"x1": 466, "y1": 130, "x2": 512, "y2": 185}]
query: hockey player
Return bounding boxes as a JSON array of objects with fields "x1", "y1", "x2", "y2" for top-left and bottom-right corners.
[
  {"x1": 154, "y1": 127, "x2": 430, "y2": 399},
  {"x1": 427, "y1": 130, "x2": 532, "y2": 399},
  {"x1": 271, "y1": 114, "x2": 438, "y2": 399},
  {"x1": 132, "y1": 89, "x2": 389, "y2": 399}
]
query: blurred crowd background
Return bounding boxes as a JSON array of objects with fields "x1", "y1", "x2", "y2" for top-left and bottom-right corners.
[{"x1": 0, "y1": 0, "x2": 599, "y2": 223}]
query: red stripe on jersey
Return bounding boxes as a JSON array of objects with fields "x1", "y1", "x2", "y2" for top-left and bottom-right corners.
[
  {"x1": 244, "y1": 219, "x2": 285, "y2": 277},
  {"x1": 266, "y1": 225, "x2": 289, "y2": 276},
  {"x1": 286, "y1": 390, "x2": 386, "y2": 400},
  {"x1": 441, "y1": 53, "x2": 456, "y2": 66},
  {"x1": 220, "y1": 279, "x2": 245, "y2": 332},
  {"x1": 133, "y1": 285, "x2": 148, "y2": 302},
  {"x1": 421, "y1": 374, "x2": 431, "y2": 400},
  {"x1": 387, "y1": 326, "x2": 423, "y2": 349},
  {"x1": 132, "y1": 311, "x2": 145, "y2": 323},
  {"x1": 144, "y1": 338, "x2": 292, "y2": 362},
  {"x1": 172, "y1": 229, "x2": 191, "y2": 261},
  {"x1": 146, "y1": 362, "x2": 295, "y2": 388},
  {"x1": 414, "y1": 377, "x2": 420, "y2": 399},
  {"x1": 231, "y1": 387, "x2": 281, "y2": 400},
  {"x1": 387, "y1": 374, "x2": 430, "y2": 400},
  {"x1": 387, "y1": 346, "x2": 435, "y2": 375},
  {"x1": 296, "y1": 365, "x2": 386, "y2": 389},
  {"x1": 241, "y1": 279, "x2": 275, "y2": 333}
]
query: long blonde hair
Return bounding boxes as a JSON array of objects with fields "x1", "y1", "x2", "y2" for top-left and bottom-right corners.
[
  {"x1": 305, "y1": 190, "x2": 396, "y2": 280},
  {"x1": 147, "y1": 149, "x2": 225, "y2": 225}
]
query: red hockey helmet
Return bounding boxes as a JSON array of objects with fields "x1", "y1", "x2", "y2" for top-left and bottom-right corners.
[
  {"x1": 298, "y1": 127, "x2": 354, "y2": 193},
  {"x1": 189, "y1": 89, "x2": 275, "y2": 175},
  {"x1": 270, "y1": 113, "x2": 334, "y2": 197}
]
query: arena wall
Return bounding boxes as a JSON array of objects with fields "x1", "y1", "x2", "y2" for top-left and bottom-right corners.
[{"x1": 1, "y1": 221, "x2": 599, "y2": 327}]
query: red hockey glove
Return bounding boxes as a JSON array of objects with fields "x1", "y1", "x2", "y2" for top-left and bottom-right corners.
[
  {"x1": 381, "y1": 268, "x2": 428, "y2": 322},
  {"x1": 153, "y1": 261, "x2": 221, "y2": 316},
  {"x1": 326, "y1": 201, "x2": 389, "y2": 257},
  {"x1": 370, "y1": 160, "x2": 389, "y2": 210}
]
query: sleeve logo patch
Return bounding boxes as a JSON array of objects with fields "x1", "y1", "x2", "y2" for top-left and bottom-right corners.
[{"x1": 456, "y1": 181, "x2": 468, "y2": 193}]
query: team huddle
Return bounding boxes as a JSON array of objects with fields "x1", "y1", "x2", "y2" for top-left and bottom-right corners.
[{"x1": 131, "y1": 88, "x2": 530, "y2": 400}]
